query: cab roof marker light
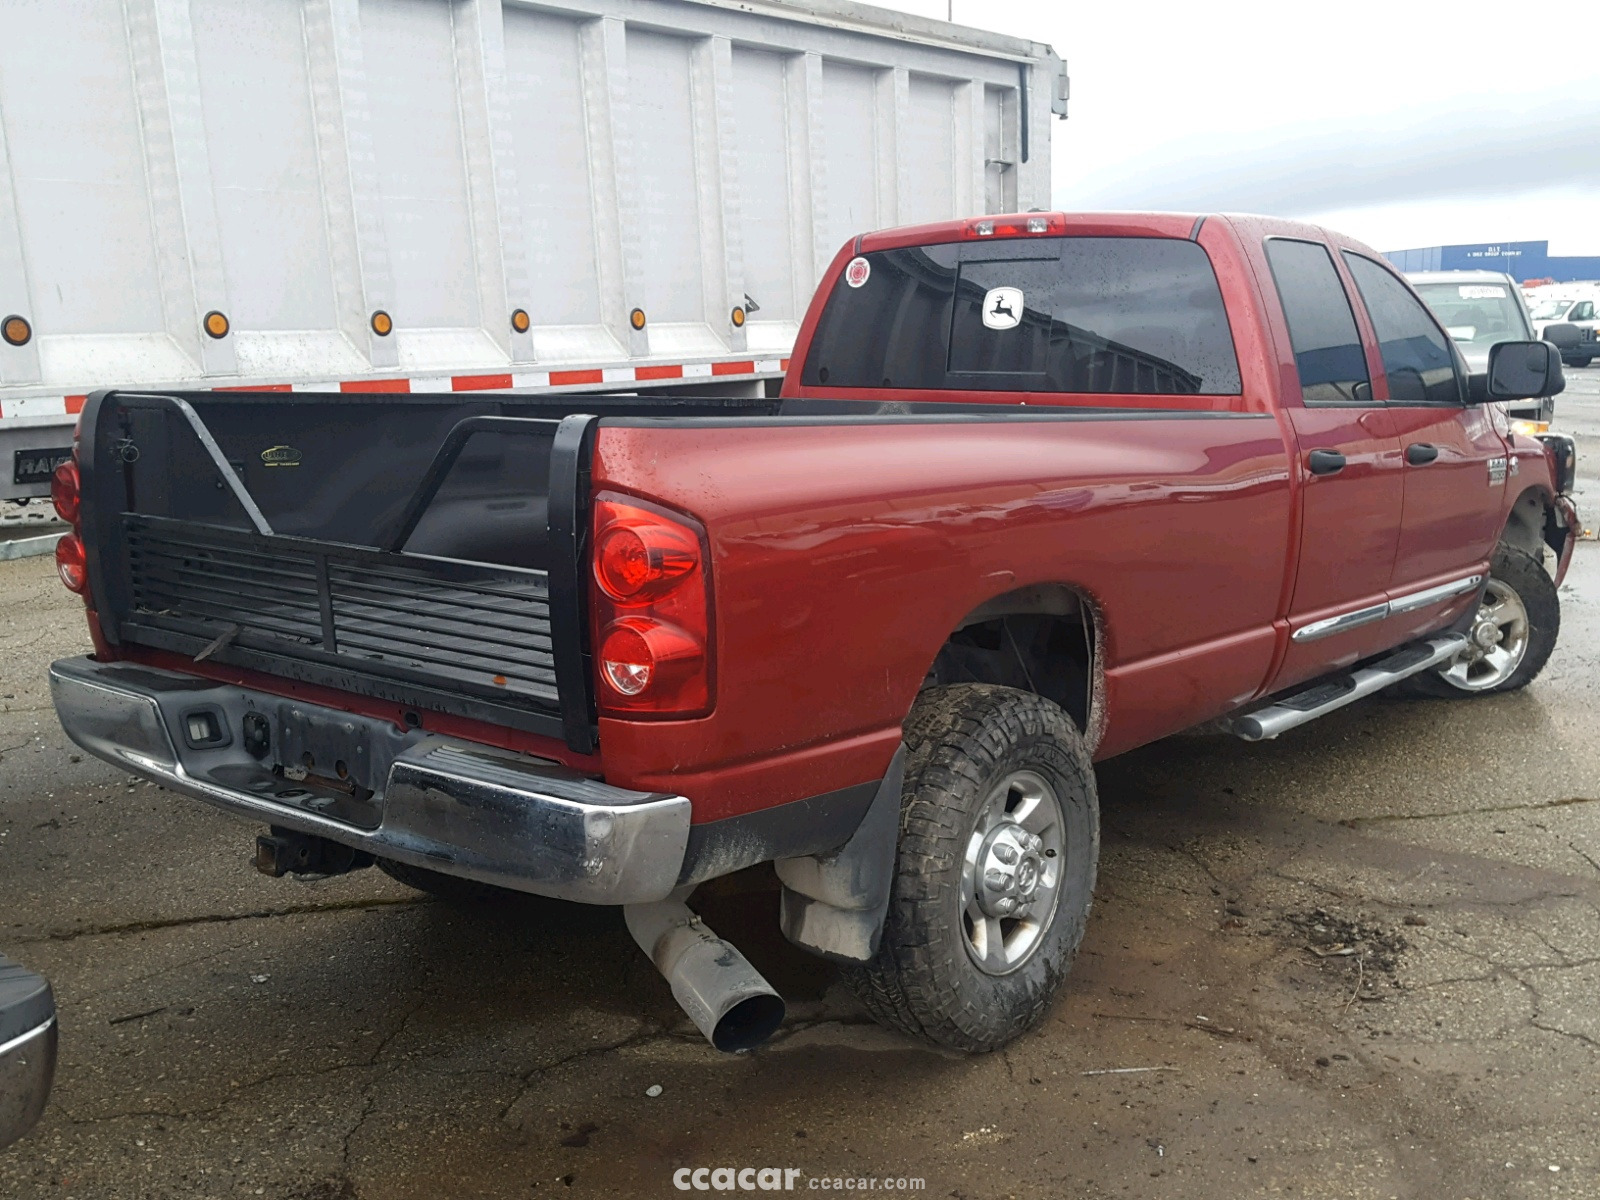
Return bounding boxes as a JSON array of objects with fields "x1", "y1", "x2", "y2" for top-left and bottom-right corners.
[{"x1": 962, "y1": 213, "x2": 1067, "y2": 240}]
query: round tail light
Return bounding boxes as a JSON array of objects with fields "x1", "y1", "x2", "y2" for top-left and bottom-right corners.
[
  {"x1": 600, "y1": 623, "x2": 655, "y2": 695},
  {"x1": 51, "y1": 459, "x2": 80, "y2": 525},
  {"x1": 598, "y1": 618, "x2": 704, "y2": 701},
  {"x1": 595, "y1": 521, "x2": 698, "y2": 603},
  {"x1": 55, "y1": 534, "x2": 87, "y2": 594}
]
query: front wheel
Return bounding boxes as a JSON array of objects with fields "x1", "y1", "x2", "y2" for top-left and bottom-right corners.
[
  {"x1": 843, "y1": 684, "x2": 1099, "y2": 1052},
  {"x1": 1413, "y1": 544, "x2": 1559, "y2": 696}
]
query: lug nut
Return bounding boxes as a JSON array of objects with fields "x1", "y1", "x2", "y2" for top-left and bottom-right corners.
[
  {"x1": 994, "y1": 896, "x2": 1016, "y2": 914},
  {"x1": 985, "y1": 867, "x2": 1011, "y2": 890},
  {"x1": 994, "y1": 842, "x2": 1018, "y2": 864}
]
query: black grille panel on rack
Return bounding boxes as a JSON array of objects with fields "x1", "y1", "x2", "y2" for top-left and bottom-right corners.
[{"x1": 121, "y1": 516, "x2": 557, "y2": 708}]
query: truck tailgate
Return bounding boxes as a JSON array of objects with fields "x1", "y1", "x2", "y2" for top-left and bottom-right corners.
[{"x1": 77, "y1": 390, "x2": 770, "y2": 752}]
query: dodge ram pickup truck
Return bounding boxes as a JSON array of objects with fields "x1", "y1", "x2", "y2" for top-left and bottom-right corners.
[{"x1": 47, "y1": 212, "x2": 1578, "y2": 1054}]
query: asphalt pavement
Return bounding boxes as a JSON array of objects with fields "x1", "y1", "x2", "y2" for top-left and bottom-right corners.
[{"x1": 2, "y1": 371, "x2": 1599, "y2": 1199}]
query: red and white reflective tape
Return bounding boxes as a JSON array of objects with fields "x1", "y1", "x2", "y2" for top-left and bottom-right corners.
[
  {"x1": 0, "y1": 358, "x2": 791, "y2": 421},
  {"x1": 0, "y1": 394, "x2": 87, "y2": 421}
]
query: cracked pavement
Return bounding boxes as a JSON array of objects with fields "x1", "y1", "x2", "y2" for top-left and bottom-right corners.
[{"x1": 3, "y1": 372, "x2": 1600, "y2": 1198}]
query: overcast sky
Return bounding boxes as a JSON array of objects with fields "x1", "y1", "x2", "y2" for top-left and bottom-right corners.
[{"x1": 881, "y1": 0, "x2": 1600, "y2": 256}]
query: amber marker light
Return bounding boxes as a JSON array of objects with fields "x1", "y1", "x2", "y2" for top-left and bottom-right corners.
[{"x1": 2, "y1": 314, "x2": 31, "y2": 346}]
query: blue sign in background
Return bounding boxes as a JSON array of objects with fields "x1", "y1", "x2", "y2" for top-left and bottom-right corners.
[{"x1": 1386, "y1": 240, "x2": 1600, "y2": 283}]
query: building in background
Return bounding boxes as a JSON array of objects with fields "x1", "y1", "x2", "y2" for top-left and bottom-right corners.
[{"x1": 1385, "y1": 241, "x2": 1600, "y2": 285}]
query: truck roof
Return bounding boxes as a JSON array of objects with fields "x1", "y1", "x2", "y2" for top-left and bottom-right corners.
[
  {"x1": 1405, "y1": 270, "x2": 1521, "y2": 285},
  {"x1": 853, "y1": 211, "x2": 1384, "y2": 259}
]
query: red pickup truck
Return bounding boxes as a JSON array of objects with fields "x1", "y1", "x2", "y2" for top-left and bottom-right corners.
[{"x1": 48, "y1": 212, "x2": 1577, "y2": 1054}]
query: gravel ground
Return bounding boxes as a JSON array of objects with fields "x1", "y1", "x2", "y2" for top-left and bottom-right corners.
[{"x1": 2, "y1": 370, "x2": 1599, "y2": 1199}]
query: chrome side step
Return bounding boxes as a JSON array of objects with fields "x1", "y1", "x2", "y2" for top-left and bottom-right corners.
[{"x1": 1228, "y1": 635, "x2": 1468, "y2": 742}]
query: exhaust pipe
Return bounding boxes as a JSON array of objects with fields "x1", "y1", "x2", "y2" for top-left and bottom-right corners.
[{"x1": 624, "y1": 898, "x2": 786, "y2": 1052}]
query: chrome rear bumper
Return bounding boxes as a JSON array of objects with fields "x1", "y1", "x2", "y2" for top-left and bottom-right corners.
[
  {"x1": 0, "y1": 956, "x2": 56, "y2": 1151},
  {"x1": 49, "y1": 657, "x2": 691, "y2": 905}
]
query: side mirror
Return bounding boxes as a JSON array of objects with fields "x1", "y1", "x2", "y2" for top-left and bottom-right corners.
[{"x1": 1473, "y1": 340, "x2": 1565, "y2": 403}]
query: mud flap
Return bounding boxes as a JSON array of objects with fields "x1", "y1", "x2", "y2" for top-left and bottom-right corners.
[{"x1": 775, "y1": 744, "x2": 904, "y2": 964}]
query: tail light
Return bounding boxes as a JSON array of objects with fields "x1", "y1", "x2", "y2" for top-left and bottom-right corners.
[
  {"x1": 52, "y1": 454, "x2": 88, "y2": 593},
  {"x1": 591, "y1": 493, "x2": 713, "y2": 717},
  {"x1": 51, "y1": 460, "x2": 80, "y2": 525},
  {"x1": 963, "y1": 212, "x2": 1066, "y2": 239},
  {"x1": 55, "y1": 531, "x2": 87, "y2": 594}
]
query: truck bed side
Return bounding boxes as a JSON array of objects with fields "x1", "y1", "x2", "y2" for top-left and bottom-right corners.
[{"x1": 592, "y1": 408, "x2": 1295, "y2": 818}]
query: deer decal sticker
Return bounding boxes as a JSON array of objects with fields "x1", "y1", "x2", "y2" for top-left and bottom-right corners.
[{"x1": 982, "y1": 286, "x2": 1024, "y2": 331}]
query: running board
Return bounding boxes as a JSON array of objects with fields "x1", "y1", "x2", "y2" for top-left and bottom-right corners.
[{"x1": 1227, "y1": 635, "x2": 1468, "y2": 742}]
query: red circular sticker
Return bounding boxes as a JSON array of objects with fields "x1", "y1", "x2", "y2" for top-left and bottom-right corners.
[{"x1": 844, "y1": 256, "x2": 871, "y2": 288}]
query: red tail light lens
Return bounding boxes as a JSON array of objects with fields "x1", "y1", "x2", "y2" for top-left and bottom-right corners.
[
  {"x1": 599, "y1": 617, "x2": 705, "y2": 697},
  {"x1": 51, "y1": 459, "x2": 80, "y2": 525},
  {"x1": 596, "y1": 521, "x2": 698, "y2": 603},
  {"x1": 591, "y1": 494, "x2": 712, "y2": 716},
  {"x1": 55, "y1": 534, "x2": 87, "y2": 594}
]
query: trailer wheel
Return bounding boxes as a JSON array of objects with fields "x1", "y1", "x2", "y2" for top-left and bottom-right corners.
[
  {"x1": 844, "y1": 684, "x2": 1098, "y2": 1052},
  {"x1": 1409, "y1": 544, "x2": 1559, "y2": 696}
]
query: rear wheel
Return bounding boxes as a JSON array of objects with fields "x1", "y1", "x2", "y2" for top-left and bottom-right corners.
[
  {"x1": 844, "y1": 684, "x2": 1098, "y2": 1052},
  {"x1": 1411, "y1": 544, "x2": 1559, "y2": 696}
]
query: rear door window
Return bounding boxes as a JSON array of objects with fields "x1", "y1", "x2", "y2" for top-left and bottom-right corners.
[
  {"x1": 801, "y1": 237, "x2": 1241, "y2": 396},
  {"x1": 1342, "y1": 253, "x2": 1462, "y2": 404},
  {"x1": 1262, "y1": 238, "x2": 1371, "y2": 406}
]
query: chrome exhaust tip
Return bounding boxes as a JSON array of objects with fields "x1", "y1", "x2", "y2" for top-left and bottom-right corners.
[{"x1": 624, "y1": 897, "x2": 786, "y2": 1052}]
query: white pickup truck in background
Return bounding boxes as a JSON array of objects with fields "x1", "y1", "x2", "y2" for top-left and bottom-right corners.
[
  {"x1": 1406, "y1": 268, "x2": 1555, "y2": 423},
  {"x1": 0, "y1": 0, "x2": 1069, "y2": 503},
  {"x1": 1527, "y1": 286, "x2": 1600, "y2": 369}
]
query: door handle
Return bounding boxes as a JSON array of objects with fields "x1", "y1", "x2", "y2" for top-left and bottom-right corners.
[
  {"x1": 1406, "y1": 442, "x2": 1439, "y2": 465},
  {"x1": 1307, "y1": 449, "x2": 1347, "y2": 476}
]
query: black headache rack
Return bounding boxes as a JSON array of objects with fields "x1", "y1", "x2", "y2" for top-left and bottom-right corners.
[{"x1": 78, "y1": 390, "x2": 606, "y2": 753}]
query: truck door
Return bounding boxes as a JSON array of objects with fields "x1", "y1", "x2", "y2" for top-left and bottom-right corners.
[
  {"x1": 1340, "y1": 252, "x2": 1507, "y2": 613},
  {"x1": 1261, "y1": 238, "x2": 1406, "y2": 690}
]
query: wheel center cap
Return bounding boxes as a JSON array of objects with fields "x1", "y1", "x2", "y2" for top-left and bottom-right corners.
[
  {"x1": 1473, "y1": 619, "x2": 1501, "y2": 650},
  {"x1": 976, "y1": 824, "x2": 1044, "y2": 916},
  {"x1": 1015, "y1": 857, "x2": 1040, "y2": 896}
]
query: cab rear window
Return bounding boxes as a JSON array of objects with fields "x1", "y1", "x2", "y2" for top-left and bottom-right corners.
[{"x1": 800, "y1": 236, "x2": 1241, "y2": 395}]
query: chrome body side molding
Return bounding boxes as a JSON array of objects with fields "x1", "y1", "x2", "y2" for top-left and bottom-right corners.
[{"x1": 1292, "y1": 574, "x2": 1483, "y2": 642}]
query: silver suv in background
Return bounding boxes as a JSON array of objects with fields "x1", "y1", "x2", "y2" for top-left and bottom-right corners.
[{"x1": 1406, "y1": 270, "x2": 1552, "y2": 423}]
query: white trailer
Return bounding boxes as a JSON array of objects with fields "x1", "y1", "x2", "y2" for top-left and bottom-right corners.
[{"x1": 0, "y1": 0, "x2": 1066, "y2": 499}]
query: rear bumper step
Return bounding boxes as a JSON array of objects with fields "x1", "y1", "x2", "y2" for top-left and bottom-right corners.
[
  {"x1": 1227, "y1": 635, "x2": 1467, "y2": 741},
  {"x1": 49, "y1": 656, "x2": 689, "y2": 904}
]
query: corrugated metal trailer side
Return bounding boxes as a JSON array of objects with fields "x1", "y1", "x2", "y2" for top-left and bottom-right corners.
[{"x1": 0, "y1": 0, "x2": 1065, "y2": 498}]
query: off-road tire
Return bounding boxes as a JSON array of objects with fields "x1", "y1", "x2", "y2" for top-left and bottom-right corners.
[
  {"x1": 843, "y1": 684, "x2": 1099, "y2": 1052},
  {"x1": 1408, "y1": 543, "x2": 1559, "y2": 697},
  {"x1": 376, "y1": 858, "x2": 514, "y2": 904}
]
